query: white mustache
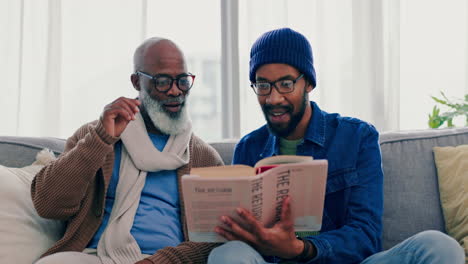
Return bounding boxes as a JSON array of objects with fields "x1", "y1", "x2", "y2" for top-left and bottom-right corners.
[{"x1": 160, "y1": 97, "x2": 184, "y2": 104}]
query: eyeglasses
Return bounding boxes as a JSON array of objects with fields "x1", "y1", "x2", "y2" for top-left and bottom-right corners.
[
  {"x1": 136, "y1": 71, "x2": 195, "y2": 92},
  {"x1": 251, "y1": 74, "x2": 304, "y2": 96}
]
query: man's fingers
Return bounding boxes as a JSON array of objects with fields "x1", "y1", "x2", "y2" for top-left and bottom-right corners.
[
  {"x1": 220, "y1": 215, "x2": 257, "y2": 244},
  {"x1": 112, "y1": 96, "x2": 140, "y2": 105},
  {"x1": 113, "y1": 102, "x2": 137, "y2": 120},
  {"x1": 106, "y1": 108, "x2": 133, "y2": 121},
  {"x1": 101, "y1": 97, "x2": 141, "y2": 137},
  {"x1": 280, "y1": 196, "x2": 292, "y2": 221},
  {"x1": 105, "y1": 98, "x2": 141, "y2": 121},
  {"x1": 120, "y1": 97, "x2": 141, "y2": 113},
  {"x1": 111, "y1": 97, "x2": 141, "y2": 114},
  {"x1": 236, "y1": 208, "x2": 265, "y2": 237},
  {"x1": 280, "y1": 196, "x2": 293, "y2": 229},
  {"x1": 215, "y1": 226, "x2": 240, "y2": 241}
]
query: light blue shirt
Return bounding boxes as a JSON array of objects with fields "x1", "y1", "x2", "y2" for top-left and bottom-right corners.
[{"x1": 87, "y1": 133, "x2": 183, "y2": 254}]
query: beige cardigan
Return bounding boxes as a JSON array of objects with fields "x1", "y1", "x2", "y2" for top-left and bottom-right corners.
[{"x1": 31, "y1": 120, "x2": 224, "y2": 263}]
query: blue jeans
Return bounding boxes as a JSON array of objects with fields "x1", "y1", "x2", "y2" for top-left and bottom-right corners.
[{"x1": 208, "y1": 230, "x2": 464, "y2": 264}]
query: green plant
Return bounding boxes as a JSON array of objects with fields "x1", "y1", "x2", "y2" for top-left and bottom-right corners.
[{"x1": 428, "y1": 92, "x2": 468, "y2": 128}]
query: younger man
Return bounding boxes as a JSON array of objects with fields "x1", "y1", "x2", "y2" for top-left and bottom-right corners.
[{"x1": 208, "y1": 28, "x2": 464, "y2": 264}]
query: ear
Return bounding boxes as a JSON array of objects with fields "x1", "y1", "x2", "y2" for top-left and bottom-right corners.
[
  {"x1": 305, "y1": 82, "x2": 314, "y2": 93},
  {"x1": 131, "y1": 73, "x2": 140, "y2": 91}
]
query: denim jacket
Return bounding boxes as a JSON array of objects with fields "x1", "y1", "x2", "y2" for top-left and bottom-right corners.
[{"x1": 233, "y1": 101, "x2": 383, "y2": 264}]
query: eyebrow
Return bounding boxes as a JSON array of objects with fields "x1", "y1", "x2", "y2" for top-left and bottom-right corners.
[
  {"x1": 255, "y1": 75, "x2": 296, "y2": 82},
  {"x1": 153, "y1": 72, "x2": 190, "y2": 78}
]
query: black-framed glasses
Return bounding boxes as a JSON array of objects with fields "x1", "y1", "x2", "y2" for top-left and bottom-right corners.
[
  {"x1": 136, "y1": 71, "x2": 195, "y2": 92},
  {"x1": 251, "y1": 74, "x2": 304, "y2": 96}
]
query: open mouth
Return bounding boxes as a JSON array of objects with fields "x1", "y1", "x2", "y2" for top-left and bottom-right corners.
[
  {"x1": 163, "y1": 102, "x2": 183, "y2": 112},
  {"x1": 267, "y1": 107, "x2": 291, "y2": 123}
]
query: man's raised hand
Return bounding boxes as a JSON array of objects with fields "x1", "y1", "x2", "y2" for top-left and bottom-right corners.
[{"x1": 101, "y1": 97, "x2": 141, "y2": 137}]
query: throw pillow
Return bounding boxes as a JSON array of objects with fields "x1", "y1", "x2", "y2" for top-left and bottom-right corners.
[
  {"x1": 433, "y1": 144, "x2": 468, "y2": 262},
  {"x1": 0, "y1": 149, "x2": 65, "y2": 264}
]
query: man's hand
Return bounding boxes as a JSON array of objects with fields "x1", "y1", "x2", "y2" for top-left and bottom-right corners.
[
  {"x1": 101, "y1": 97, "x2": 141, "y2": 137},
  {"x1": 215, "y1": 196, "x2": 304, "y2": 259}
]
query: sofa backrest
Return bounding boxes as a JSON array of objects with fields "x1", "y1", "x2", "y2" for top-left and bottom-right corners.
[
  {"x1": 378, "y1": 127, "x2": 468, "y2": 249},
  {"x1": 209, "y1": 140, "x2": 237, "y2": 165},
  {"x1": 1, "y1": 127, "x2": 468, "y2": 250},
  {"x1": 0, "y1": 137, "x2": 238, "y2": 168},
  {"x1": 0, "y1": 137, "x2": 65, "y2": 167}
]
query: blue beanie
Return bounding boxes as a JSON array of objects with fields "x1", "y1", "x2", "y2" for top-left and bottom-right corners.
[{"x1": 249, "y1": 28, "x2": 316, "y2": 88}]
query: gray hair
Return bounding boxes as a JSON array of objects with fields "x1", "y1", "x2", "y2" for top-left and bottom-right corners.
[{"x1": 133, "y1": 37, "x2": 166, "y2": 72}]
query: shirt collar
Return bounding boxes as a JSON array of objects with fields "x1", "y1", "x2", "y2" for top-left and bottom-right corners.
[
  {"x1": 260, "y1": 101, "x2": 326, "y2": 157},
  {"x1": 304, "y1": 101, "x2": 326, "y2": 147}
]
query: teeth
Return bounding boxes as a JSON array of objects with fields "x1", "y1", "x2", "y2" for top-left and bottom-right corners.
[{"x1": 272, "y1": 112, "x2": 285, "y2": 116}]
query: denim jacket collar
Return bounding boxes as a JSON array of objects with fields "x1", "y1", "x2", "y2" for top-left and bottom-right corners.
[
  {"x1": 305, "y1": 101, "x2": 326, "y2": 147},
  {"x1": 260, "y1": 101, "x2": 326, "y2": 158}
]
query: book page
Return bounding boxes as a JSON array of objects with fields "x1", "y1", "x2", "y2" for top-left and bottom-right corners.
[
  {"x1": 254, "y1": 155, "x2": 313, "y2": 167},
  {"x1": 258, "y1": 160, "x2": 328, "y2": 232},
  {"x1": 181, "y1": 176, "x2": 254, "y2": 242},
  {"x1": 191, "y1": 165, "x2": 255, "y2": 178},
  {"x1": 288, "y1": 161, "x2": 327, "y2": 232}
]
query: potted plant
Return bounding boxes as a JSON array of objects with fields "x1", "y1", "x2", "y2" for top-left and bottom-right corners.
[{"x1": 428, "y1": 92, "x2": 468, "y2": 128}]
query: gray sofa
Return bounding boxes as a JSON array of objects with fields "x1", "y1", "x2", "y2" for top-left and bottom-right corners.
[{"x1": 1, "y1": 127, "x2": 468, "y2": 251}]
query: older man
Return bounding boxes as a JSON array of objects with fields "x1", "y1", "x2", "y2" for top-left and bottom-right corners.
[{"x1": 32, "y1": 37, "x2": 223, "y2": 264}]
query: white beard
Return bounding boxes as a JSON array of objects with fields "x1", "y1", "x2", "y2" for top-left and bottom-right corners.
[{"x1": 140, "y1": 90, "x2": 190, "y2": 135}]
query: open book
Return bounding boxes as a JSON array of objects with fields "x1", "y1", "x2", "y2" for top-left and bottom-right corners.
[{"x1": 181, "y1": 155, "x2": 328, "y2": 242}]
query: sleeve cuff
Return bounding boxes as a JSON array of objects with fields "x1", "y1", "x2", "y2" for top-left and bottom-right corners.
[
  {"x1": 95, "y1": 119, "x2": 120, "y2": 145},
  {"x1": 305, "y1": 236, "x2": 332, "y2": 263}
]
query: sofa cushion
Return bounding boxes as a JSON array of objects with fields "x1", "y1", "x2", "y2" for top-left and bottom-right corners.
[
  {"x1": 433, "y1": 144, "x2": 468, "y2": 260},
  {"x1": 0, "y1": 149, "x2": 65, "y2": 263},
  {"x1": 379, "y1": 127, "x2": 468, "y2": 250}
]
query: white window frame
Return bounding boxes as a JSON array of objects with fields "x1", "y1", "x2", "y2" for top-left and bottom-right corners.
[{"x1": 220, "y1": 0, "x2": 241, "y2": 139}]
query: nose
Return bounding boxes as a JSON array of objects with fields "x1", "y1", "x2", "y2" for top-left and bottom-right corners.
[
  {"x1": 265, "y1": 86, "x2": 285, "y2": 105},
  {"x1": 166, "y1": 80, "x2": 182, "y2": 97}
]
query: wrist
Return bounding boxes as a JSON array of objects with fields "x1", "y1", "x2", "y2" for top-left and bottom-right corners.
[
  {"x1": 287, "y1": 237, "x2": 316, "y2": 262},
  {"x1": 282, "y1": 238, "x2": 305, "y2": 260},
  {"x1": 292, "y1": 238, "x2": 305, "y2": 258},
  {"x1": 96, "y1": 119, "x2": 119, "y2": 144}
]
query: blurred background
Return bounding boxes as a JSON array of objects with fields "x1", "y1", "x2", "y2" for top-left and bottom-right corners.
[{"x1": 1, "y1": 0, "x2": 467, "y2": 141}]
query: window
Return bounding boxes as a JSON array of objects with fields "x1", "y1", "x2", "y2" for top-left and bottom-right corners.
[
  {"x1": 146, "y1": 0, "x2": 222, "y2": 141},
  {"x1": 1, "y1": 0, "x2": 467, "y2": 139}
]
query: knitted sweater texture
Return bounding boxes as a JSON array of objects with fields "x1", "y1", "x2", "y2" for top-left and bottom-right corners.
[{"x1": 31, "y1": 120, "x2": 224, "y2": 263}]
